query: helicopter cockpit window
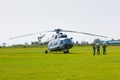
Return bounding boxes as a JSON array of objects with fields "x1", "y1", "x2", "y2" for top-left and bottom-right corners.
[
  {"x1": 59, "y1": 34, "x2": 67, "y2": 38},
  {"x1": 60, "y1": 33, "x2": 63, "y2": 35}
]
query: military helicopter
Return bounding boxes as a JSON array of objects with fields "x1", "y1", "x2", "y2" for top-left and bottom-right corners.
[{"x1": 10, "y1": 29, "x2": 107, "y2": 54}]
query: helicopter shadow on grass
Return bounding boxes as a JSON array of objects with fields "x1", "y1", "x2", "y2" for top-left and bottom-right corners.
[{"x1": 44, "y1": 51, "x2": 81, "y2": 54}]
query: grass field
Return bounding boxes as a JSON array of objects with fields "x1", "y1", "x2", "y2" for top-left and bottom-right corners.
[{"x1": 0, "y1": 46, "x2": 120, "y2": 80}]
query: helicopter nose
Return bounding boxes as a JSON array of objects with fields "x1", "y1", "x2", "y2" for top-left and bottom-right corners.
[
  {"x1": 63, "y1": 39, "x2": 73, "y2": 49},
  {"x1": 63, "y1": 43, "x2": 73, "y2": 49}
]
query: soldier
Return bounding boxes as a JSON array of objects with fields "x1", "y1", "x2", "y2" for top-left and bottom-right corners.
[
  {"x1": 102, "y1": 42, "x2": 107, "y2": 55},
  {"x1": 96, "y1": 43, "x2": 100, "y2": 55},
  {"x1": 92, "y1": 43, "x2": 96, "y2": 55}
]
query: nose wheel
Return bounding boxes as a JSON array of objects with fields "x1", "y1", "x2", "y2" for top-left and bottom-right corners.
[{"x1": 45, "y1": 50, "x2": 48, "y2": 54}]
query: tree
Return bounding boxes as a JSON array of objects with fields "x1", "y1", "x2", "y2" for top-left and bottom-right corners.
[
  {"x1": 81, "y1": 41, "x2": 89, "y2": 46},
  {"x1": 2, "y1": 43, "x2": 6, "y2": 47},
  {"x1": 75, "y1": 41, "x2": 79, "y2": 45}
]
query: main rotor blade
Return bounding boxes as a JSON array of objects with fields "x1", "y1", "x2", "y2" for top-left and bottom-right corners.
[
  {"x1": 41, "y1": 34, "x2": 45, "y2": 38},
  {"x1": 9, "y1": 32, "x2": 39, "y2": 40},
  {"x1": 62, "y1": 30, "x2": 108, "y2": 38},
  {"x1": 47, "y1": 30, "x2": 55, "y2": 32}
]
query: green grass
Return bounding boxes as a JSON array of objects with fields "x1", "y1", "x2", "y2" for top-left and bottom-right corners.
[{"x1": 0, "y1": 46, "x2": 120, "y2": 80}]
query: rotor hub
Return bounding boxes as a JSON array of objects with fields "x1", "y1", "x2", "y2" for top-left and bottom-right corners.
[{"x1": 54, "y1": 29, "x2": 62, "y2": 34}]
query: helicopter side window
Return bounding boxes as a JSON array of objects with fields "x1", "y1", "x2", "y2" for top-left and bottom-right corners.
[{"x1": 55, "y1": 35, "x2": 57, "y2": 39}]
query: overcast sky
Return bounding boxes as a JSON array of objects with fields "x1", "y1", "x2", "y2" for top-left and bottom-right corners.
[{"x1": 0, "y1": 0, "x2": 120, "y2": 46}]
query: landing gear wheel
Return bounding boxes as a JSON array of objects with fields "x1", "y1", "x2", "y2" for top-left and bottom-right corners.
[
  {"x1": 45, "y1": 50, "x2": 48, "y2": 54},
  {"x1": 64, "y1": 50, "x2": 69, "y2": 54}
]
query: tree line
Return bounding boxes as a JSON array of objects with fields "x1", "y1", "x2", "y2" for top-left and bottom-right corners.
[{"x1": 0, "y1": 41, "x2": 90, "y2": 48}]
